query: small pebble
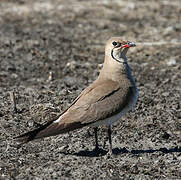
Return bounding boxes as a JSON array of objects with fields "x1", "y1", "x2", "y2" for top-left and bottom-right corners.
[{"x1": 167, "y1": 58, "x2": 176, "y2": 66}]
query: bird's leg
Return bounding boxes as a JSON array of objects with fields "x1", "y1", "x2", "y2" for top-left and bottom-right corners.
[
  {"x1": 87, "y1": 127, "x2": 92, "y2": 137},
  {"x1": 108, "y1": 125, "x2": 113, "y2": 154},
  {"x1": 94, "y1": 127, "x2": 99, "y2": 150}
]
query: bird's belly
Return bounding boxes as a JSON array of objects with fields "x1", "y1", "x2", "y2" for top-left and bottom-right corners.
[{"x1": 89, "y1": 88, "x2": 138, "y2": 127}]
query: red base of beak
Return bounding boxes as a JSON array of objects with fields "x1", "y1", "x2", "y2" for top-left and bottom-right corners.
[{"x1": 121, "y1": 44, "x2": 130, "y2": 48}]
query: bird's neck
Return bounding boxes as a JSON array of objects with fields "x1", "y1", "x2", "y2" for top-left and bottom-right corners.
[
  {"x1": 99, "y1": 55, "x2": 131, "y2": 82},
  {"x1": 111, "y1": 48, "x2": 128, "y2": 64}
]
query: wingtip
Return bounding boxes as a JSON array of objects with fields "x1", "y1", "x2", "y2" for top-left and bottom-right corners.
[
  {"x1": 14, "y1": 120, "x2": 56, "y2": 146},
  {"x1": 14, "y1": 118, "x2": 87, "y2": 147},
  {"x1": 14, "y1": 131, "x2": 34, "y2": 145}
]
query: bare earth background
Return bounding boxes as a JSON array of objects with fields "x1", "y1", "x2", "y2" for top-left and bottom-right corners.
[{"x1": 0, "y1": 0, "x2": 181, "y2": 179}]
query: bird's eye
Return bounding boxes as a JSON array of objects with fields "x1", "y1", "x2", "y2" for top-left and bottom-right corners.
[{"x1": 112, "y1": 41, "x2": 118, "y2": 46}]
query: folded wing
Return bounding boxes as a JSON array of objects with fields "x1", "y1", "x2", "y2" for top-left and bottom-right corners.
[{"x1": 15, "y1": 79, "x2": 132, "y2": 144}]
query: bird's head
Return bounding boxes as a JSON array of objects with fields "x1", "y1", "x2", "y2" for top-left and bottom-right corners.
[{"x1": 105, "y1": 37, "x2": 136, "y2": 63}]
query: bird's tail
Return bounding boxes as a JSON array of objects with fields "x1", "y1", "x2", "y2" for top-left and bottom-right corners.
[
  {"x1": 15, "y1": 120, "x2": 55, "y2": 145},
  {"x1": 15, "y1": 119, "x2": 85, "y2": 145}
]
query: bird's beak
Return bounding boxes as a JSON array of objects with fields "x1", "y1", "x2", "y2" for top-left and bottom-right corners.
[{"x1": 121, "y1": 41, "x2": 136, "y2": 48}]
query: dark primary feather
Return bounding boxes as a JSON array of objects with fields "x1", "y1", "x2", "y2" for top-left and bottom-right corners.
[
  {"x1": 15, "y1": 120, "x2": 54, "y2": 144},
  {"x1": 15, "y1": 118, "x2": 88, "y2": 144}
]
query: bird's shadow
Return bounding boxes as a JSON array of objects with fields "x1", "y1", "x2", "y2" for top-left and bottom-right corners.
[
  {"x1": 112, "y1": 146, "x2": 181, "y2": 155},
  {"x1": 60, "y1": 146, "x2": 181, "y2": 157}
]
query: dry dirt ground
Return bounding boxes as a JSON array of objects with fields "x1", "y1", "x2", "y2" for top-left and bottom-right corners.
[{"x1": 0, "y1": 0, "x2": 181, "y2": 179}]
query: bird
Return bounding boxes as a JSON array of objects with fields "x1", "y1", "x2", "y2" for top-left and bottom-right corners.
[{"x1": 15, "y1": 37, "x2": 138, "y2": 154}]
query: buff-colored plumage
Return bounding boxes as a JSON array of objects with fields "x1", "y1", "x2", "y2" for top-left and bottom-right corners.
[{"x1": 16, "y1": 37, "x2": 138, "y2": 153}]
